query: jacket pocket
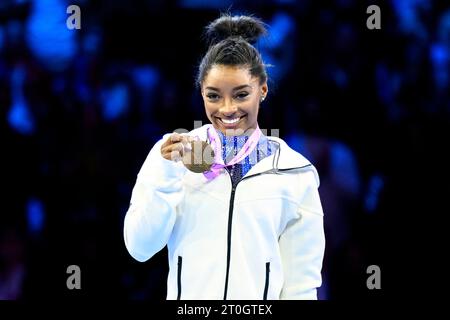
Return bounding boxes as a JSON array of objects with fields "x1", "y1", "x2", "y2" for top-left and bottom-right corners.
[
  {"x1": 177, "y1": 256, "x2": 182, "y2": 300},
  {"x1": 263, "y1": 262, "x2": 270, "y2": 300}
]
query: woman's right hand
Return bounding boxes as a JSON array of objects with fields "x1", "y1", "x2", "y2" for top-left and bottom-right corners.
[{"x1": 160, "y1": 133, "x2": 194, "y2": 162}]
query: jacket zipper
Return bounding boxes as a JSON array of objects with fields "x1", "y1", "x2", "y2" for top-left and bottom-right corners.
[
  {"x1": 177, "y1": 256, "x2": 182, "y2": 300},
  {"x1": 223, "y1": 181, "x2": 236, "y2": 300},
  {"x1": 222, "y1": 143, "x2": 312, "y2": 300},
  {"x1": 222, "y1": 170, "x2": 278, "y2": 300},
  {"x1": 263, "y1": 262, "x2": 270, "y2": 300}
]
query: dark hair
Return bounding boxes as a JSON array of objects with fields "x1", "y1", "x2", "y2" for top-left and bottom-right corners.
[{"x1": 196, "y1": 14, "x2": 268, "y2": 88}]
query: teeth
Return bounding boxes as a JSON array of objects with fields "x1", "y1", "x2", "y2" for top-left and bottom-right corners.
[{"x1": 222, "y1": 117, "x2": 240, "y2": 124}]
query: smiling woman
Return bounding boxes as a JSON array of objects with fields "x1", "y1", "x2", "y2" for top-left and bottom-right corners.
[
  {"x1": 123, "y1": 13, "x2": 326, "y2": 300},
  {"x1": 201, "y1": 65, "x2": 267, "y2": 134},
  {"x1": 197, "y1": 15, "x2": 269, "y2": 136}
]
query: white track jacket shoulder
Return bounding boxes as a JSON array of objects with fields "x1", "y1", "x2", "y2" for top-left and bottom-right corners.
[{"x1": 124, "y1": 125, "x2": 325, "y2": 300}]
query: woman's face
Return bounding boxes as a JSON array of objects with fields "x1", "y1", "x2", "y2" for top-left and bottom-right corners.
[{"x1": 201, "y1": 65, "x2": 268, "y2": 136}]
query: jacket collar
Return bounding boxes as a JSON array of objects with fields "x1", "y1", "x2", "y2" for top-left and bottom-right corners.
[
  {"x1": 189, "y1": 125, "x2": 314, "y2": 177},
  {"x1": 244, "y1": 136, "x2": 312, "y2": 176}
]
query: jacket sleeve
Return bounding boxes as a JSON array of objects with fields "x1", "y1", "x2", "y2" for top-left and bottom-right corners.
[
  {"x1": 279, "y1": 169, "x2": 325, "y2": 300},
  {"x1": 123, "y1": 134, "x2": 187, "y2": 262}
]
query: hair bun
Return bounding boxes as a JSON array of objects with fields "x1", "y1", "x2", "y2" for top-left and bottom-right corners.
[{"x1": 205, "y1": 14, "x2": 267, "y2": 46}]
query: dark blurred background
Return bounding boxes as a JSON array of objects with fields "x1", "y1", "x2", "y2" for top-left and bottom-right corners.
[{"x1": 0, "y1": 0, "x2": 448, "y2": 300}]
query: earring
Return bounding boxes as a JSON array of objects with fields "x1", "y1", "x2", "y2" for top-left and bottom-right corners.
[{"x1": 260, "y1": 96, "x2": 266, "y2": 102}]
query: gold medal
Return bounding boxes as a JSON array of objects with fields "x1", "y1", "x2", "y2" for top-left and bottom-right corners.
[{"x1": 182, "y1": 140, "x2": 215, "y2": 173}]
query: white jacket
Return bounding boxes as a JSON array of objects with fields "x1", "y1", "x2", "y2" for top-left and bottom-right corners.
[{"x1": 124, "y1": 125, "x2": 325, "y2": 300}]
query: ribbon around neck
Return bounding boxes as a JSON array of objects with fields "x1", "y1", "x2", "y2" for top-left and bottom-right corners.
[{"x1": 203, "y1": 124, "x2": 262, "y2": 180}]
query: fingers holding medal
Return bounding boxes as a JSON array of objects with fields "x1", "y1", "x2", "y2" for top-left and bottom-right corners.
[{"x1": 161, "y1": 133, "x2": 215, "y2": 173}]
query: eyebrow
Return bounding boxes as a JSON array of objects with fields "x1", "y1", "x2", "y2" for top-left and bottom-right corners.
[{"x1": 205, "y1": 85, "x2": 252, "y2": 92}]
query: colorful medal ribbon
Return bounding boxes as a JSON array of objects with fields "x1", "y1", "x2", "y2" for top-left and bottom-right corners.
[{"x1": 203, "y1": 124, "x2": 262, "y2": 180}]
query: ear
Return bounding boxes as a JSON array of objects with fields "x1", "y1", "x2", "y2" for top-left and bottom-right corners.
[
  {"x1": 260, "y1": 82, "x2": 268, "y2": 102},
  {"x1": 261, "y1": 82, "x2": 268, "y2": 97}
]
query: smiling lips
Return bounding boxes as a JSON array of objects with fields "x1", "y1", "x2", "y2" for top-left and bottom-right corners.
[
  {"x1": 222, "y1": 117, "x2": 240, "y2": 124},
  {"x1": 217, "y1": 115, "x2": 246, "y2": 126}
]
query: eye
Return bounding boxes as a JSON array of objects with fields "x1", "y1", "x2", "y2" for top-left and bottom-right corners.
[
  {"x1": 235, "y1": 92, "x2": 249, "y2": 100},
  {"x1": 206, "y1": 93, "x2": 220, "y2": 101}
]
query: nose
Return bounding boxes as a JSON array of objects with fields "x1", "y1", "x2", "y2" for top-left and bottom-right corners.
[{"x1": 219, "y1": 99, "x2": 238, "y2": 116}]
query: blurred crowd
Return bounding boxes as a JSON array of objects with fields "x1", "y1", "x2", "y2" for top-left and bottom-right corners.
[{"x1": 1, "y1": 0, "x2": 448, "y2": 299}]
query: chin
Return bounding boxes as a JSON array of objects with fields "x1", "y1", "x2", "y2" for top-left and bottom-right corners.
[
  {"x1": 220, "y1": 124, "x2": 248, "y2": 136},
  {"x1": 209, "y1": 118, "x2": 255, "y2": 136}
]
